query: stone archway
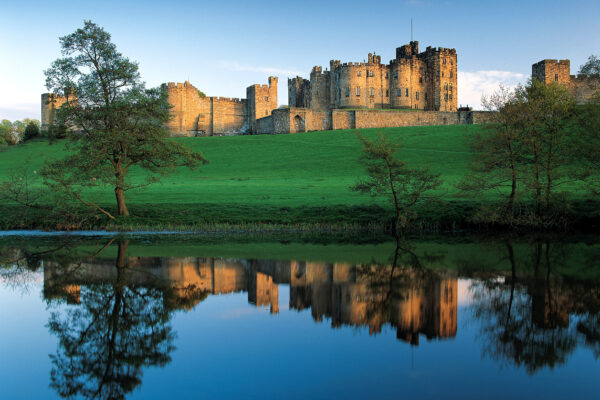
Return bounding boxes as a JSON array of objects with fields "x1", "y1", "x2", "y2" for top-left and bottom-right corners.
[{"x1": 293, "y1": 115, "x2": 305, "y2": 133}]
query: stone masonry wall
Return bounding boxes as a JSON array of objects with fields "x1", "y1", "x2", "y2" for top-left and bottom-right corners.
[
  {"x1": 165, "y1": 81, "x2": 248, "y2": 136},
  {"x1": 256, "y1": 115, "x2": 274, "y2": 134}
]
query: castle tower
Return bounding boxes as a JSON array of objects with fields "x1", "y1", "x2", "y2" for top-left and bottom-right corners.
[
  {"x1": 532, "y1": 59, "x2": 571, "y2": 85},
  {"x1": 246, "y1": 76, "x2": 278, "y2": 134},
  {"x1": 288, "y1": 76, "x2": 310, "y2": 108},
  {"x1": 41, "y1": 93, "x2": 67, "y2": 131}
]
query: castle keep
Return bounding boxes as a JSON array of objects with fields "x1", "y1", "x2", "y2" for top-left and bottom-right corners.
[{"x1": 289, "y1": 41, "x2": 457, "y2": 112}]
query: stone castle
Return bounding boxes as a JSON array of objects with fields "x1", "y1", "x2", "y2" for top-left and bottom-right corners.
[
  {"x1": 44, "y1": 256, "x2": 458, "y2": 344},
  {"x1": 532, "y1": 59, "x2": 600, "y2": 103},
  {"x1": 41, "y1": 41, "x2": 599, "y2": 136}
]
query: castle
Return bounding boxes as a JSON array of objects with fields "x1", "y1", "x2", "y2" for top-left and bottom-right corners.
[
  {"x1": 532, "y1": 59, "x2": 600, "y2": 103},
  {"x1": 41, "y1": 41, "x2": 599, "y2": 136},
  {"x1": 44, "y1": 256, "x2": 458, "y2": 344}
]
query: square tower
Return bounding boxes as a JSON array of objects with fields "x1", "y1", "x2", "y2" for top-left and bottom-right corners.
[
  {"x1": 532, "y1": 59, "x2": 571, "y2": 85},
  {"x1": 246, "y1": 77, "x2": 278, "y2": 133}
]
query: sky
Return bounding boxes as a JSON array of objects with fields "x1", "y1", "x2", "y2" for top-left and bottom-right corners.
[{"x1": 1, "y1": 0, "x2": 599, "y2": 120}]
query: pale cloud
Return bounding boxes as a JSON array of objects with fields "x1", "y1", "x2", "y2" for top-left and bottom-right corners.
[
  {"x1": 458, "y1": 70, "x2": 526, "y2": 110},
  {"x1": 218, "y1": 61, "x2": 303, "y2": 77}
]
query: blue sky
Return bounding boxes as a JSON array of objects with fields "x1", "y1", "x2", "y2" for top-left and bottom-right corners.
[{"x1": 1, "y1": 0, "x2": 599, "y2": 120}]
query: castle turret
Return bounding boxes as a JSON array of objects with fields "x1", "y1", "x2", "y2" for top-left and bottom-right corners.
[{"x1": 246, "y1": 76, "x2": 278, "y2": 134}]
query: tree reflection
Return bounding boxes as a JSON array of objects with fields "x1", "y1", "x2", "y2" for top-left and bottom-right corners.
[
  {"x1": 46, "y1": 240, "x2": 176, "y2": 400},
  {"x1": 470, "y1": 240, "x2": 600, "y2": 374}
]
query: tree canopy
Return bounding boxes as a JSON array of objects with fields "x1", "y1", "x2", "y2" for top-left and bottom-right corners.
[{"x1": 43, "y1": 20, "x2": 207, "y2": 218}]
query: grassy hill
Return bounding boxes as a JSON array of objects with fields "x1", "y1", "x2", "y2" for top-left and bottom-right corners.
[{"x1": 0, "y1": 125, "x2": 594, "y2": 230}]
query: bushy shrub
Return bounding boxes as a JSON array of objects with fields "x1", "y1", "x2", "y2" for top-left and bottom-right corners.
[{"x1": 23, "y1": 121, "x2": 40, "y2": 141}]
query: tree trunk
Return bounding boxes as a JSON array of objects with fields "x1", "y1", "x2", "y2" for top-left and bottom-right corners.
[
  {"x1": 115, "y1": 186, "x2": 129, "y2": 216},
  {"x1": 508, "y1": 141, "x2": 517, "y2": 218}
]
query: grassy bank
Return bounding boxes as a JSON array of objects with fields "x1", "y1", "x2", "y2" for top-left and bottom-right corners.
[{"x1": 0, "y1": 125, "x2": 597, "y2": 231}]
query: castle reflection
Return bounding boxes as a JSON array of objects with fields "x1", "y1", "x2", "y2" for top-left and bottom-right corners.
[{"x1": 43, "y1": 256, "x2": 457, "y2": 345}]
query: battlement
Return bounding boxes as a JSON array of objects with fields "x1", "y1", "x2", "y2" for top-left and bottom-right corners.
[
  {"x1": 533, "y1": 59, "x2": 570, "y2": 67},
  {"x1": 423, "y1": 46, "x2": 457, "y2": 55},
  {"x1": 166, "y1": 81, "x2": 199, "y2": 90},
  {"x1": 289, "y1": 76, "x2": 309, "y2": 83},
  {"x1": 367, "y1": 53, "x2": 382, "y2": 64},
  {"x1": 212, "y1": 97, "x2": 246, "y2": 103},
  {"x1": 571, "y1": 74, "x2": 599, "y2": 82}
]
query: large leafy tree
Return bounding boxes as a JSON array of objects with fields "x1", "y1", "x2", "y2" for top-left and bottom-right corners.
[
  {"x1": 578, "y1": 55, "x2": 600, "y2": 77},
  {"x1": 459, "y1": 86, "x2": 524, "y2": 219},
  {"x1": 44, "y1": 21, "x2": 207, "y2": 218}
]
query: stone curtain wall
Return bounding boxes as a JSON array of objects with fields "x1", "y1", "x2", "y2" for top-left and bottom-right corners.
[
  {"x1": 165, "y1": 81, "x2": 248, "y2": 136},
  {"x1": 327, "y1": 109, "x2": 493, "y2": 131},
  {"x1": 256, "y1": 115, "x2": 274, "y2": 134},
  {"x1": 570, "y1": 77, "x2": 600, "y2": 104}
]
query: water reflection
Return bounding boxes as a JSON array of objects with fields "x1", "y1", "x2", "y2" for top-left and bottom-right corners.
[
  {"x1": 470, "y1": 241, "x2": 600, "y2": 375},
  {"x1": 43, "y1": 241, "x2": 458, "y2": 345},
  {"x1": 0, "y1": 236, "x2": 599, "y2": 399}
]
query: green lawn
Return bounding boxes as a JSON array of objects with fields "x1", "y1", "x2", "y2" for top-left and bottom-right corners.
[{"x1": 0, "y1": 125, "x2": 595, "y2": 230}]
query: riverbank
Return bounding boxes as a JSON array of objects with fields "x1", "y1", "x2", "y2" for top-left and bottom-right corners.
[{"x1": 1, "y1": 125, "x2": 597, "y2": 232}]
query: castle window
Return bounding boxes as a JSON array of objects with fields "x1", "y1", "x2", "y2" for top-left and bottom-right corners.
[
  {"x1": 393, "y1": 71, "x2": 398, "y2": 79},
  {"x1": 386, "y1": 89, "x2": 389, "y2": 97},
  {"x1": 356, "y1": 87, "x2": 361, "y2": 96},
  {"x1": 385, "y1": 71, "x2": 389, "y2": 78},
  {"x1": 442, "y1": 72, "x2": 445, "y2": 77},
  {"x1": 416, "y1": 91, "x2": 419, "y2": 100},
  {"x1": 449, "y1": 94, "x2": 453, "y2": 100},
  {"x1": 450, "y1": 71, "x2": 453, "y2": 78},
  {"x1": 449, "y1": 84, "x2": 453, "y2": 92},
  {"x1": 369, "y1": 87, "x2": 374, "y2": 97},
  {"x1": 444, "y1": 94, "x2": 448, "y2": 101},
  {"x1": 346, "y1": 87, "x2": 350, "y2": 97},
  {"x1": 425, "y1": 93, "x2": 428, "y2": 100},
  {"x1": 357, "y1": 70, "x2": 362, "y2": 77},
  {"x1": 368, "y1": 70, "x2": 374, "y2": 77},
  {"x1": 555, "y1": 74, "x2": 559, "y2": 82},
  {"x1": 265, "y1": 110, "x2": 268, "y2": 116},
  {"x1": 405, "y1": 88, "x2": 409, "y2": 97},
  {"x1": 397, "y1": 89, "x2": 401, "y2": 97},
  {"x1": 419, "y1": 77, "x2": 423, "y2": 83},
  {"x1": 443, "y1": 58, "x2": 446, "y2": 65},
  {"x1": 265, "y1": 96, "x2": 269, "y2": 101}
]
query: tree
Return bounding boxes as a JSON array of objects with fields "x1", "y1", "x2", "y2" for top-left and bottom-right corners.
[
  {"x1": 351, "y1": 133, "x2": 442, "y2": 233},
  {"x1": 43, "y1": 21, "x2": 207, "y2": 218},
  {"x1": 579, "y1": 55, "x2": 600, "y2": 77},
  {"x1": 573, "y1": 91, "x2": 600, "y2": 195},
  {"x1": 460, "y1": 86, "x2": 524, "y2": 219},
  {"x1": 23, "y1": 120, "x2": 40, "y2": 141},
  {"x1": 517, "y1": 80, "x2": 576, "y2": 216},
  {"x1": 0, "y1": 119, "x2": 17, "y2": 145},
  {"x1": 46, "y1": 240, "x2": 176, "y2": 399}
]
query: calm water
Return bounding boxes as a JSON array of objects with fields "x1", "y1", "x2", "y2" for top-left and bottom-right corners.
[{"x1": 0, "y1": 235, "x2": 598, "y2": 399}]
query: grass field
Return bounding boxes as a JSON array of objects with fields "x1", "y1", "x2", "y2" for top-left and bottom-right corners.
[{"x1": 0, "y1": 125, "x2": 596, "y2": 230}]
